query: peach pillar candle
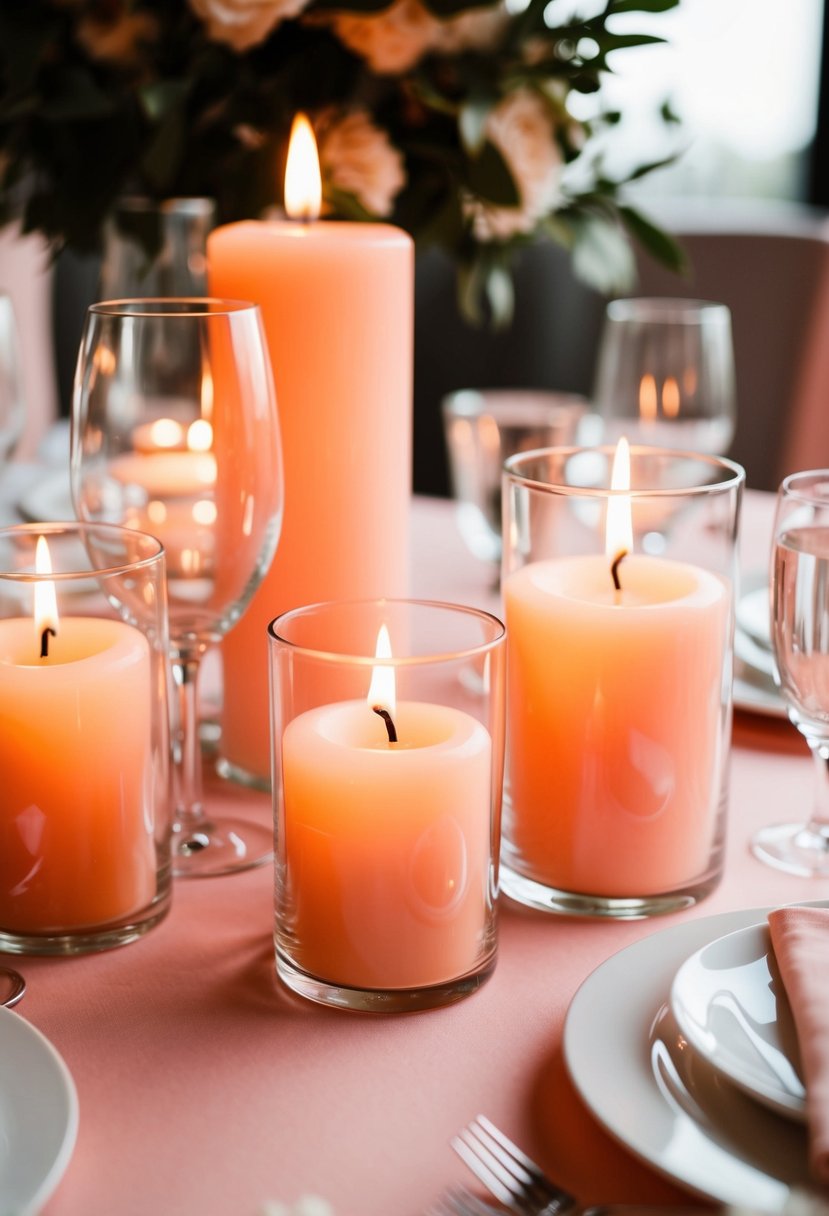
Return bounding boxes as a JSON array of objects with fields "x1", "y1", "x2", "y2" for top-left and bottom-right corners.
[
  {"x1": 504, "y1": 552, "x2": 728, "y2": 896},
  {"x1": 208, "y1": 116, "x2": 412, "y2": 782},
  {"x1": 280, "y1": 699, "x2": 492, "y2": 989},
  {"x1": 0, "y1": 616, "x2": 156, "y2": 930}
]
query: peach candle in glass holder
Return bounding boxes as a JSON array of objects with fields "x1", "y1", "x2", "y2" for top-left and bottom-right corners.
[
  {"x1": 501, "y1": 441, "x2": 744, "y2": 919},
  {"x1": 268, "y1": 598, "x2": 505, "y2": 1012}
]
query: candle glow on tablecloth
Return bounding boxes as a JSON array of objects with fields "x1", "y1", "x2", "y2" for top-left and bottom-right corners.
[
  {"x1": 278, "y1": 626, "x2": 493, "y2": 991},
  {"x1": 0, "y1": 537, "x2": 156, "y2": 931},
  {"x1": 504, "y1": 441, "x2": 729, "y2": 898},
  {"x1": 209, "y1": 113, "x2": 412, "y2": 783}
]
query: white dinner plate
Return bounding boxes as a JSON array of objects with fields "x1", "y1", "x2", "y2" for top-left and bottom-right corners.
[
  {"x1": 0, "y1": 1006, "x2": 79, "y2": 1214},
  {"x1": 670, "y1": 922, "x2": 806, "y2": 1122},
  {"x1": 564, "y1": 904, "x2": 828, "y2": 1210},
  {"x1": 736, "y1": 583, "x2": 771, "y2": 651}
]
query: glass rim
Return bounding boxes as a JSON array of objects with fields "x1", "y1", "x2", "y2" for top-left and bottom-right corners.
[
  {"x1": 0, "y1": 521, "x2": 165, "y2": 581},
  {"x1": 605, "y1": 297, "x2": 732, "y2": 324},
  {"x1": 87, "y1": 298, "x2": 259, "y2": 319},
  {"x1": 778, "y1": 469, "x2": 829, "y2": 505},
  {"x1": 503, "y1": 444, "x2": 745, "y2": 498},
  {"x1": 267, "y1": 597, "x2": 506, "y2": 667}
]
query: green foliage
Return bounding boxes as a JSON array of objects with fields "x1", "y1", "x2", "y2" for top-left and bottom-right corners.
[{"x1": 0, "y1": 0, "x2": 683, "y2": 322}]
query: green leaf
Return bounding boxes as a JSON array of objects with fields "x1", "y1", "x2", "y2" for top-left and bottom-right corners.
[
  {"x1": 570, "y1": 213, "x2": 636, "y2": 294},
  {"x1": 607, "y1": 0, "x2": 679, "y2": 13},
  {"x1": 459, "y1": 95, "x2": 494, "y2": 156},
  {"x1": 40, "y1": 68, "x2": 115, "y2": 121},
  {"x1": 484, "y1": 262, "x2": 515, "y2": 328},
  {"x1": 466, "y1": 140, "x2": 519, "y2": 207},
  {"x1": 618, "y1": 204, "x2": 688, "y2": 274},
  {"x1": 139, "y1": 81, "x2": 190, "y2": 124}
]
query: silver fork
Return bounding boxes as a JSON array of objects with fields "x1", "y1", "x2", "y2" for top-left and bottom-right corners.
[
  {"x1": 428, "y1": 1183, "x2": 505, "y2": 1216},
  {"x1": 451, "y1": 1114, "x2": 575, "y2": 1216}
]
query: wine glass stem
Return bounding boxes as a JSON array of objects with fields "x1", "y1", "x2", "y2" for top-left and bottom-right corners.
[
  {"x1": 807, "y1": 736, "x2": 829, "y2": 844},
  {"x1": 172, "y1": 656, "x2": 204, "y2": 825}
]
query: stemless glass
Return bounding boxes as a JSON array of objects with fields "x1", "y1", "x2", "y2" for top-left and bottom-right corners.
[
  {"x1": 593, "y1": 298, "x2": 736, "y2": 456},
  {"x1": 71, "y1": 299, "x2": 283, "y2": 877},
  {"x1": 753, "y1": 470, "x2": 829, "y2": 876}
]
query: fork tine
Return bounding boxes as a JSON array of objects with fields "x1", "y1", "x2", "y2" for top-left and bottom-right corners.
[
  {"x1": 452, "y1": 1116, "x2": 576, "y2": 1216},
  {"x1": 451, "y1": 1133, "x2": 520, "y2": 1207}
]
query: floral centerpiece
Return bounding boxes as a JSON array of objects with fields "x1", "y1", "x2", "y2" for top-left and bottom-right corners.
[{"x1": 0, "y1": 0, "x2": 682, "y2": 321}]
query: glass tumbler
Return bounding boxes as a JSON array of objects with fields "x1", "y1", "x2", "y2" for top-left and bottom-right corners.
[
  {"x1": 0, "y1": 523, "x2": 172, "y2": 953},
  {"x1": 269, "y1": 599, "x2": 506, "y2": 1011},
  {"x1": 501, "y1": 444, "x2": 744, "y2": 918}
]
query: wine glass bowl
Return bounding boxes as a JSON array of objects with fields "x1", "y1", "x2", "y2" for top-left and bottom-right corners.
[
  {"x1": 593, "y1": 298, "x2": 737, "y2": 457},
  {"x1": 71, "y1": 299, "x2": 283, "y2": 876},
  {"x1": 752, "y1": 470, "x2": 829, "y2": 875}
]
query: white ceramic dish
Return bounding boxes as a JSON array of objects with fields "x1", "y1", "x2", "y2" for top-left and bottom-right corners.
[
  {"x1": 564, "y1": 905, "x2": 827, "y2": 1210},
  {"x1": 669, "y1": 922, "x2": 805, "y2": 1122},
  {"x1": 0, "y1": 1006, "x2": 78, "y2": 1214},
  {"x1": 736, "y1": 584, "x2": 771, "y2": 651}
]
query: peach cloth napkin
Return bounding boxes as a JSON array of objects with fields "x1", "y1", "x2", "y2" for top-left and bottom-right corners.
[{"x1": 768, "y1": 904, "x2": 829, "y2": 1185}]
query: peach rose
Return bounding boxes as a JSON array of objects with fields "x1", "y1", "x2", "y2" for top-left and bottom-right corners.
[
  {"x1": 468, "y1": 88, "x2": 564, "y2": 241},
  {"x1": 319, "y1": 111, "x2": 406, "y2": 217},
  {"x1": 188, "y1": 0, "x2": 310, "y2": 52}
]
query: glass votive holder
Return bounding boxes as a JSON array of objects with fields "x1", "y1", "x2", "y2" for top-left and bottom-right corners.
[
  {"x1": 268, "y1": 598, "x2": 506, "y2": 1012},
  {"x1": 442, "y1": 389, "x2": 587, "y2": 566},
  {"x1": 501, "y1": 444, "x2": 745, "y2": 918},
  {"x1": 0, "y1": 523, "x2": 172, "y2": 954}
]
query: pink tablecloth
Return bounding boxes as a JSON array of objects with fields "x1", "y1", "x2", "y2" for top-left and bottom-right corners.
[{"x1": 24, "y1": 492, "x2": 826, "y2": 1216}]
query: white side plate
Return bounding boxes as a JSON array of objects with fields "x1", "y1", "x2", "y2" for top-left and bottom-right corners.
[
  {"x1": 670, "y1": 922, "x2": 806, "y2": 1121},
  {"x1": 564, "y1": 905, "x2": 825, "y2": 1210},
  {"x1": 0, "y1": 1007, "x2": 79, "y2": 1215}
]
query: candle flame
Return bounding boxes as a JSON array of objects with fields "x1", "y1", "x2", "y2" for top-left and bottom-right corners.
[
  {"x1": 638, "y1": 374, "x2": 657, "y2": 423},
  {"x1": 284, "y1": 113, "x2": 322, "y2": 222},
  {"x1": 34, "y1": 536, "x2": 59, "y2": 648},
  {"x1": 187, "y1": 419, "x2": 213, "y2": 452},
  {"x1": 149, "y1": 418, "x2": 184, "y2": 449},
  {"x1": 662, "y1": 375, "x2": 680, "y2": 419},
  {"x1": 605, "y1": 437, "x2": 632, "y2": 560},
  {"x1": 367, "y1": 624, "x2": 396, "y2": 718}
]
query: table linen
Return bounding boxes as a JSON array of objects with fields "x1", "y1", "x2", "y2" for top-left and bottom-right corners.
[{"x1": 9, "y1": 488, "x2": 827, "y2": 1216}]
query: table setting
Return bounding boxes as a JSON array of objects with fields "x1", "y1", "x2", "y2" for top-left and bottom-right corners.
[{"x1": 0, "y1": 3, "x2": 829, "y2": 1214}]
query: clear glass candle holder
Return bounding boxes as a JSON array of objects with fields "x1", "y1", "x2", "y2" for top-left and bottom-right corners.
[
  {"x1": 268, "y1": 599, "x2": 506, "y2": 1012},
  {"x1": 501, "y1": 445, "x2": 744, "y2": 918},
  {"x1": 0, "y1": 523, "x2": 172, "y2": 954}
]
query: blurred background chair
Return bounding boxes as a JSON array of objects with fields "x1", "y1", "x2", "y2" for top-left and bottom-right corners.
[{"x1": 414, "y1": 198, "x2": 829, "y2": 496}]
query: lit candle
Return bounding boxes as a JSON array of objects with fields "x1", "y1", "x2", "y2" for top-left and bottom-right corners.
[
  {"x1": 208, "y1": 112, "x2": 412, "y2": 783},
  {"x1": 504, "y1": 439, "x2": 729, "y2": 897},
  {"x1": 112, "y1": 420, "x2": 217, "y2": 498},
  {"x1": 279, "y1": 627, "x2": 492, "y2": 989},
  {"x1": 0, "y1": 538, "x2": 156, "y2": 931}
]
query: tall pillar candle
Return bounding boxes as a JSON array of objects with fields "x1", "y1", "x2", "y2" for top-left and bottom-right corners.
[{"x1": 208, "y1": 220, "x2": 412, "y2": 782}]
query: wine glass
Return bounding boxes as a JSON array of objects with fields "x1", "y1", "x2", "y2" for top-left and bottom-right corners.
[
  {"x1": 593, "y1": 298, "x2": 737, "y2": 456},
  {"x1": 752, "y1": 469, "x2": 829, "y2": 876},
  {"x1": 71, "y1": 299, "x2": 283, "y2": 877}
]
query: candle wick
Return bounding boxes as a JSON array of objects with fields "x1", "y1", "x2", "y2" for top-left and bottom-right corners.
[
  {"x1": 610, "y1": 550, "x2": 627, "y2": 592},
  {"x1": 40, "y1": 626, "x2": 56, "y2": 659},
  {"x1": 373, "y1": 706, "x2": 398, "y2": 744}
]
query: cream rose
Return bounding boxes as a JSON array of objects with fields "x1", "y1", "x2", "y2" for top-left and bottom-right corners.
[
  {"x1": 331, "y1": 0, "x2": 506, "y2": 75},
  {"x1": 189, "y1": 0, "x2": 310, "y2": 52},
  {"x1": 468, "y1": 87, "x2": 564, "y2": 241},
  {"x1": 319, "y1": 111, "x2": 406, "y2": 217}
]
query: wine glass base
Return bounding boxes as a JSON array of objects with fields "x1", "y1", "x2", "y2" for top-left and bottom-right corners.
[
  {"x1": 751, "y1": 821, "x2": 829, "y2": 877},
  {"x1": 172, "y1": 817, "x2": 273, "y2": 878}
]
